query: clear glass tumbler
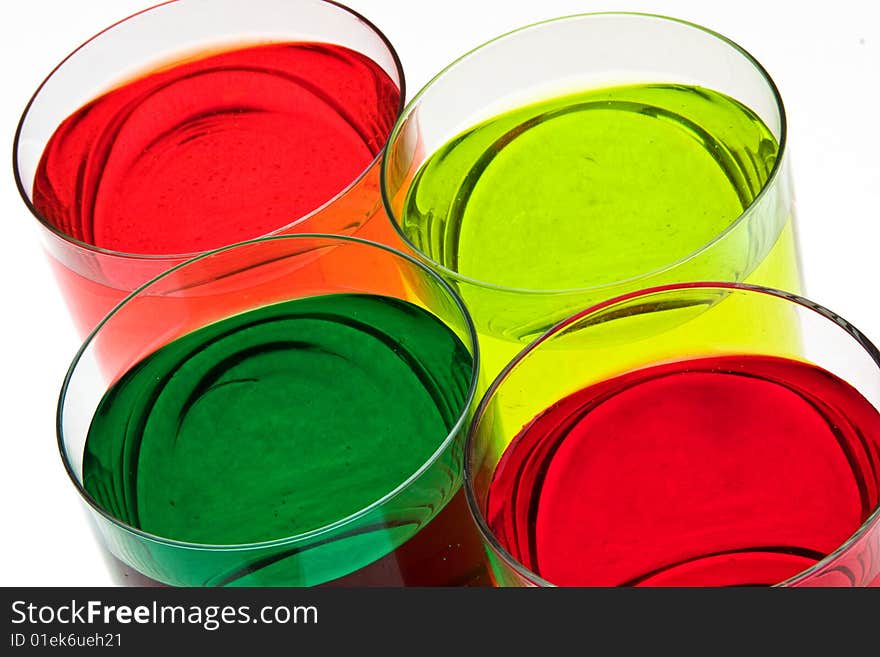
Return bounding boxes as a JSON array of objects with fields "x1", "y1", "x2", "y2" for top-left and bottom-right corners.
[
  {"x1": 467, "y1": 283, "x2": 880, "y2": 587},
  {"x1": 15, "y1": 0, "x2": 405, "y2": 336},
  {"x1": 59, "y1": 235, "x2": 488, "y2": 587},
  {"x1": 382, "y1": 13, "x2": 801, "y2": 383}
]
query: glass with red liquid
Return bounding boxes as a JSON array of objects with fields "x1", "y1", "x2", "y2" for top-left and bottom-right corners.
[
  {"x1": 14, "y1": 0, "x2": 405, "y2": 336},
  {"x1": 466, "y1": 283, "x2": 880, "y2": 587}
]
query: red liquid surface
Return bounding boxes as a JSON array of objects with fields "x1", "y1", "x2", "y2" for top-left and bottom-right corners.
[
  {"x1": 33, "y1": 42, "x2": 400, "y2": 254},
  {"x1": 487, "y1": 355, "x2": 880, "y2": 586}
]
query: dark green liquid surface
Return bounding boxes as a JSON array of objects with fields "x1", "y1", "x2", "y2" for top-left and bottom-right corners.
[{"x1": 83, "y1": 294, "x2": 472, "y2": 546}]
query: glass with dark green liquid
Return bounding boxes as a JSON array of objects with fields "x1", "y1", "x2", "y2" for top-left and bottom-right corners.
[
  {"x1": 58, "y1": 236, "x2": 487, "y2": 586},
  {"x1": 382, "y1": 13, "x2": 802, "y2": 382}
]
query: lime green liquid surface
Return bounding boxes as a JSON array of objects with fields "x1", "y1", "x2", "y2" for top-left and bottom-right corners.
[{"x1": 401, "y1": 83, "x2": 800, "y2": 378}]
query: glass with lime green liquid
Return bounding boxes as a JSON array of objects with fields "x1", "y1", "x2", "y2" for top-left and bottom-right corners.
[{"x1": 383, "y1": 14, "x2": 801, "y2": 383}]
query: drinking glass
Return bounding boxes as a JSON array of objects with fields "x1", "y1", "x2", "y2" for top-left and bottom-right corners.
[
  {"x1": 466, "y1": 283, "x2": 880, "y2": 587},
  {"x1": 59, "y1": 234, "x2": 488, "y2": 587},
  {"x1": 382, "y1": 13, "x2": 801, "y2": 382},
  {"x1": 14, "y1": 0, "x2": 405, "y2": 336}
]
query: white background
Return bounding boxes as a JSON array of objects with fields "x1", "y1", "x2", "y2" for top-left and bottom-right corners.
[{"x1": 0, "y1": 0, "x2": 877, "y2": 586}]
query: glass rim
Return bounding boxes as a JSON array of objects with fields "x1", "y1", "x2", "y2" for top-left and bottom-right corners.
[
  {"x1": 12, "y1": 0, "x2": 407, "y2": 261},
  {"x1": 57, "y1": 233, "x2": 481, "y2": 552},
  {"x1": 463, "y1": 281, "x2": 880, "y2": 587},
  {"x1": 380, "y1": 11, "x2": 789, "y2": 296}
]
